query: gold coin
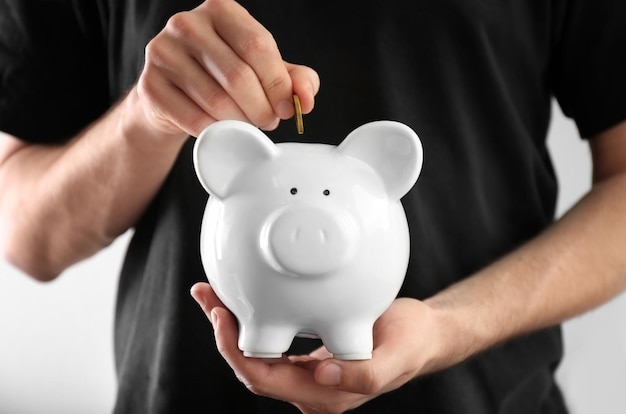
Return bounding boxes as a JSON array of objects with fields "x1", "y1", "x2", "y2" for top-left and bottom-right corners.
[{"x1": 293, "y1": 94, "x2": 304, "y2": 134}]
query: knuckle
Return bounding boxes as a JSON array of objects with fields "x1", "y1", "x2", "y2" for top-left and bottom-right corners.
[
  {"x1": 359, "y1": 368, "x2": 384, "y2": 395},
  {"x1": 136, "y1": 73, "x2": 157, "y2": 103},
  {"x1": 240, "y1": 32, "x2": 277, "y2": 58},
  {"x1": 264, "y1": 74, "x2": 290, "y2": 95},
  {"x1": 165, "y1": 11, "x2": 205, "y2": 46},
  {"x1": 203, "y1": 0, "x2": 226, "y2": 12},
  {"x1": 144, "y1": 40, "x2": 166, "y2": 66},
  {"x1": 203, "y1": 88, "x2": 231, "y2": 115},
  {"x1": 165, "y1": 12, "x2": 194, "y2": 38},
  {"x1": 222, "y1": 61, "x2": 255, "y2": 91}
]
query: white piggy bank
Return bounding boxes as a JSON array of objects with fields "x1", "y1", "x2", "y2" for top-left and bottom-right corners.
[{"x1": 193, "y1": 120, "x2": 423, "y2": 360}]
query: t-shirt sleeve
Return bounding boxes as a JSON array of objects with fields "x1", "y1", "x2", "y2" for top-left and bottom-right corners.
[
  {"x1": 551, "y1": 0, "x2": 626, "y2": 138},
  {"x1": 0, "y1": 0, "x2": 110, "y2": 144}
]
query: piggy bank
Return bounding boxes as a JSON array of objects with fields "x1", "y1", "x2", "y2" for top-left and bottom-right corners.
[{"x1": 193, "y1": 120, "x2": 423, "y2": 360}]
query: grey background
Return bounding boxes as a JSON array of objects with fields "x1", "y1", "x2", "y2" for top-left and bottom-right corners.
[{"x1": 1, "y1": 102, "x2": 624, "y2": 413}]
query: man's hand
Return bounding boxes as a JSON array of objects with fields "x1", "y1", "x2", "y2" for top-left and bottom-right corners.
[
  {"x1": 188, "y1": 118, "x2": 626, "y2": 412},
  {"x1": 0, "y1": 0, "x2": 319, "y2": 280},
  {"x1": 136, "y1": 0, "x2": 320, "y2": 137},
  {"x1": 191, "y1": 282, "x2": 447, "y2": 413}
]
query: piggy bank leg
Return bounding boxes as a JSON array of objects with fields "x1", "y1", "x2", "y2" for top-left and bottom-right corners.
[
  {"x1": 321, "y1": 322, "x2": 374, "y2": 360},
  {"x1": 238, "y1": 323, "x2": 295, "y2": 358}
]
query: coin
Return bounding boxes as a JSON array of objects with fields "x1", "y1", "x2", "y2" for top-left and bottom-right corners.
[{"x1": 293, "y1": 94, "x2": 304, "y2": 134}]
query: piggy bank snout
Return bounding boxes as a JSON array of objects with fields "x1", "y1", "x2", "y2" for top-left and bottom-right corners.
[{"x1": 262, "y1": 207, "x2": 354, "y2": 277}]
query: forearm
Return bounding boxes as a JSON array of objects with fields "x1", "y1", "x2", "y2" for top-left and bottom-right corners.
[
  {"x1": 0, "y1": 87, "x2": 188, "y2": 280},
  {"x1": 424, "y1": 169, "x2": 626, "y2": 373}
]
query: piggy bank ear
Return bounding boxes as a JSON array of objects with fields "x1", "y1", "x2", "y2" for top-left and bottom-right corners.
[
  {"x1": 193, "y1": 120, "x2": 278, "y2": 198},
  {"x1": 338, "y1": 121, "x2": 423, "y2": 199}
]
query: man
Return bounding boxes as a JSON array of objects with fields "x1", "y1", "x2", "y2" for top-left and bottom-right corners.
[{"x1": 1, "y1": 0, "x2": 625, "y2": 412}]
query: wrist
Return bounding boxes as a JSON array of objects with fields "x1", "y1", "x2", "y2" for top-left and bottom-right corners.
[
  {"x1": 380, "y1": 297, "x2": 475, "y2": 379},
  {"x1": 418, "y1": 296, "x2": 485, "y2": 375},
  {"x1": 117, "y1": 85, "x2": 190, "y2": 152}
]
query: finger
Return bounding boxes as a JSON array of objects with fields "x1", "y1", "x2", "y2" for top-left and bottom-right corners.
[
  {"x1": 137, "y1": 69, "x2": 216, "y2": 137},
  {"x1": 190, "y1": 282, "x2": 225, "y2": 321},
  {"x1": 163, "y1": 6, "x2": 279, "y2": 129},
  {"x1": 208, "y1": 0, "x2": 294, "y2": 119},
  {"x1": 314, "y1": 358, "x2": 388, "y2": 396},
  {"x1": 146, "y1": 33, "x2": 250, "y2": 125},
  {"x1": 286, "y1": 62, "x2": 320, "y2": 115},
  {"x1": 190, "y1": 24, "x2": 281, "y2": 128},
  {"x1": 160, "y1": 40, "x2": 249, "y2": 122},
  {"x1": 211, "y1": 307, "x2": 365, "y2": 411}
]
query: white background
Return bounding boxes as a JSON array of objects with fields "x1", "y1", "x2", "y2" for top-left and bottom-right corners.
[{"x1": 1, "y1": 103, "x2": 625, "y2": 413}]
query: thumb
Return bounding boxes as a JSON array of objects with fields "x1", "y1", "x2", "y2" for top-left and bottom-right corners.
[
  {"x1": 285, "y1": 62, "x2": 320, "y2": 114},
  {"x1": 314, "y1": 358, "x2": 391, "y2": 396}
]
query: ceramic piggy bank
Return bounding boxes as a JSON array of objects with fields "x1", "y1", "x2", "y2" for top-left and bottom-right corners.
[{"x1": 193, "y1": 120, "x2": 423, "y2": 360}]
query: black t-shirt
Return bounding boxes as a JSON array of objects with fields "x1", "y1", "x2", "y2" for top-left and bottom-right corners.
[{"x1": 2, "y1": 0, "x2": 626, "y2": 413}]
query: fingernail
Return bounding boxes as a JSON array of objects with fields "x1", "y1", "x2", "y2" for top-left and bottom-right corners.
[
  {"x1": 276, "y1": 99, "x2": 294, "y2": 119},
  {"x1": 190, "y1": 287, "x2": 206, "y2": 308},
  {"x1": 317, "y1": 363, "x2": 342, "y2": 386}
]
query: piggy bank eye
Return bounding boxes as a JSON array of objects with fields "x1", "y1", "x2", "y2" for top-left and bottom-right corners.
[
  {"x1": 290, "y1": 187, "x2": 298, "y2": 195},
  {"x1": 323, "y1": 189, "x2": 330, "y2": 196}
]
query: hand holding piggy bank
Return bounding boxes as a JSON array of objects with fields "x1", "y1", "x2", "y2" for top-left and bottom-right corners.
[{"x1": 193, "y1": 120, "x2": 423, "y2": 360}]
